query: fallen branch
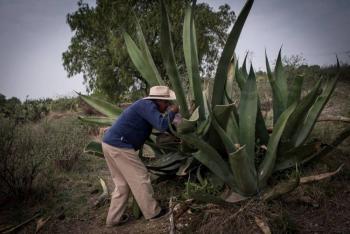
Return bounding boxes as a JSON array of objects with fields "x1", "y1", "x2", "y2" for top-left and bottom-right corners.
[
  {"x1": 317, "y1": 115, "x2": 350, "y2": 123},
  {"x1": 35, "y1": 216, "x2": 51, "y2": 233},
  {"x1": 262, "y1": 176, "x2": 300, "y2": 201},
  {"x1": 94, "y1": 177, "x2": 109, "y2": 207},
  {"x1": 300, "y1": 164, "x2": 344, "y2": 184},
  {"x1": 1, "y1": 211, "x2": 41, "y2": 233},
  {"x1": 173, "y1": 199, "x2": 193, "y2": 221},
  {"x1": 169, "y1": 197, "x2": 175, "y2": 234},
  {"x1": 255, "y1": 216, "x2": 271, "y2": 234}
]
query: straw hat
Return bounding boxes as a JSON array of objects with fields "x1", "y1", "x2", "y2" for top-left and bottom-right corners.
[{"x1": 143, "y1": 86, "x2": 176, "y2": 100}]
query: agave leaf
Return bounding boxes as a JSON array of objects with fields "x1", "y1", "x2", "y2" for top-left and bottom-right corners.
[
  {"x1": 84, "y1": 141, "x2": 104, "y2": 158},
  {"x1": 211, "y1": 115, "x2": 236, "y2": 153},
  {"x1": 229, "y1": 145, "x2": 257, "y2": 196},
  {"x1": 274, "y1": 141, "x2": 322, "y2": 171},
  {"x1": 177, "y1": 107, "x2": 199, "y2": 134},
  {"x1": 265, "y1": 52, "x2": 286, "y2": 123},
  {"x1": 183, "y1": 4, "x2": 205, "y2": 120},
  {"x1": 213, "y1": 103, "x2": 235, "y2": 126},
  {"x1": 145, "y1": 152, "x2": 188, "y2": 169},
  {"x1": 213, "y1": 103, "x2": 239, "y2": 144},
  {"x1": 212, "y1": 117, "x2": 257, "y2": 195},
  {"x1": 287, "y1": 75, "x2": 304, "y2": 107},
  {"x1": 211, "y1": 0, "x2": 254, "y2": 107},
  {"x1": 258, "y1": 103, "x2": 297, "y2": 186},
  {"x1": 234, "y1": 64, "x2": 269, "y2": 145},
  {"x1": 241, "y1": 52, "x2": 249, "y2": 79},
  {"x1": 274, "y1": 48, "x2": 288, "y2": 104},
  {"x1": 144, "y1": 139, "x2": 177, "y2": 154},
  {"x1": 78, "y1": 116, "x2": 115, "y2": 126},
  {"x1": 256, "y1": 102, "x2": 270, "y2": 145},
  {"x1": 239, "y1": 66, "x2": 258, "y2": 163},
  {"x1": 160, "y1": 0, "x2": 190, "y2": 118},
  {"x1": 134, "y1": 15, "x2": 164, "y2": 85},
  {"x1": 196, "y1": 113, "x2": 212, "y2": 137},
  {"x1": 180, "y1": 133, "x2": 236, "y2": 190},
  {"x1": 123, "y1": 32, "x2": 160, "y2": 86},
  {"x1": 79, "y1": 94, "x2": 122, "y2": 118},
  {"x1": 149, "y1": 169, "x2": 168, "y2": 176},
  {"x1": 176, "y1": 157, "x2": 194, "y2": 176},
  {"x1": 280, "y1": 79, "x2": 322, "y2": 149},
  {"x1": 293, "y1": 76, "x2": 338, "y2": 146},
  {"x1": 225, "y1": 56, "x2": 237, "y2": 103},
  {"x1": 153, "y1": 162, "x2": 183, "y2": 172},
  {"x1": 235, "y1": 62, "x2": 246, "y2": 90},
  {"x1": 145, "y1": 138, "x2": 164, "y2": 155},
  {"x1": 202, "y1": 90, "x2": 210, "y2": 118}
]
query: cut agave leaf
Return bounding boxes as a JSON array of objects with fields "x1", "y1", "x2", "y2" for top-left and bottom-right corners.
[
  {"x1": 213, "y1": 103, "x2": 239, "y2": 147},
  {"x1": 258, "y1": 103, "x2": 297, "y2": 186},
  {"x1": 78, "y1": 93, "x2": 122, "y2": 118},
  {"x1": 177, "y1": 107, "x2": 199, "y2": 134},
  {"x1": 84, "y1": 141, "x2": 104, "y2": 158},
  {"x1": 225, "y1": 56, "x2": 237, "y2": 103},
  {"x1": 180, "y1": 133, "x2": 236, "y2": 190},
  {"x1": 211, "y1": 115, "x2": 236, "y2": 154},
  {"x1": 78, "y1": 116, "x2": 115, "y2": 126},
  {"x1": 229, "y1": 145, "x2": 257, "y2": 196}
]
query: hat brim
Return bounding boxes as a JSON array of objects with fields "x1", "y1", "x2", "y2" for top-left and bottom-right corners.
[{"x1": 143, "y1": 90, "x2": 176, "y2": 100}]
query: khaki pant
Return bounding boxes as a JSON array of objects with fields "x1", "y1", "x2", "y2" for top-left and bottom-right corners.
[{"x1": 102, "y1": 142, "x2": 161, "y2": 225}]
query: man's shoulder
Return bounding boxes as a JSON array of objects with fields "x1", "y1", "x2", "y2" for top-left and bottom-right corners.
[{"x1": 132, "y1": 99, "x2": 155, "y2": 108}]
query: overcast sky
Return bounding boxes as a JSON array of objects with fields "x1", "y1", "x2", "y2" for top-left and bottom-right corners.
[{"x1": 0, "y1": 0, "x2": 349, "y2": 101}]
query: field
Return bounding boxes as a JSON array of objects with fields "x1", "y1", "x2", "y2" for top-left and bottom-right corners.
[{"x1": 0, "y1": 78, "x2": 349, "y2": 234}]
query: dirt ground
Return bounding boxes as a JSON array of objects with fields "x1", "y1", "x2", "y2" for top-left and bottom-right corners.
[{"x1": 1, "y1": 81, "x2": 349, "y2": 234}]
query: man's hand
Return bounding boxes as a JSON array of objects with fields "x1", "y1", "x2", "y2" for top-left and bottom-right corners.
[{"x1": 168, "y1": 104, "x2": 179, "y2": 113}]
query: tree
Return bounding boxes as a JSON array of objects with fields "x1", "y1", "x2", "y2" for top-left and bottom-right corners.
[{"x1": 63, "y1": 0, "x2": 235, "y2": 101}]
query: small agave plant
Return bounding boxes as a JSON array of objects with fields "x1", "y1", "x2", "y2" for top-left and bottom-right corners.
[{"x1": 80, "y1": 0, "x2": 341, "y2": 200}]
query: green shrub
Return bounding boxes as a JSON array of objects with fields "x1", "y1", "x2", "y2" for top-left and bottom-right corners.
[
  {"x1": 0, "y1": 118, "x2": 48, "y2": 198},
  {"x1": 49, "y1": 97, "x2": 80, "y2": 112},
  {"x1": 43, "y1": 117, "x2": 90, "y2": 171},
  {"x1": 0, "y1": 116, "x2": 90, "y2": 200},
  {"x1": 0, "y1": 94, "x2": 51, "y2": 122}
]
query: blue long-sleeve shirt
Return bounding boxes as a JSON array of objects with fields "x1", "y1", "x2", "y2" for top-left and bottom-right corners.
[{"x1": 103, "y1": 99, "x2": 176, "y2": 150}]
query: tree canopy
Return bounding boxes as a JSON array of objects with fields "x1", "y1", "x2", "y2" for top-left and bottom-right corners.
[{"x1": 63, "y1": 0, "x2": 235, "y2": 101}]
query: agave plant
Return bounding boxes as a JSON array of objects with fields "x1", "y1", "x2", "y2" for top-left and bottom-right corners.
[{"x1": 80, "y1": 0, "x2": 342, "y2": 199}]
